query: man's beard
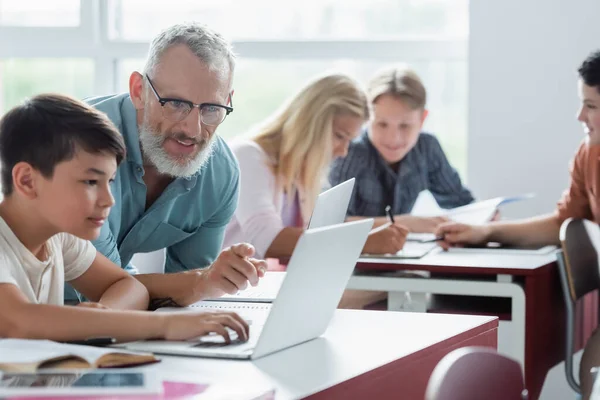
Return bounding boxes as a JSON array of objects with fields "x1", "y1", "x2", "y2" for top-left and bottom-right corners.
[{"x1": 138, "y1": 122, "x2": 216, "y2": 178}]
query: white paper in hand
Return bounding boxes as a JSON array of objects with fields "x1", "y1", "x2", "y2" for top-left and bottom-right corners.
[{"x1": 410, "y1": 190, "x2": 535, "y2": 225}]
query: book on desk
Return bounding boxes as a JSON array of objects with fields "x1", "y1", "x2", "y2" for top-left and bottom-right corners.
[{"x1": 0, "y1": 339, "x2": 158, "y2": 373}]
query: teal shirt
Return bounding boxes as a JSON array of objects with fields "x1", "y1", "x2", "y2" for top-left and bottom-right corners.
[{"x1": 87, "y1": 93, "x2": 239, "y2": 273}]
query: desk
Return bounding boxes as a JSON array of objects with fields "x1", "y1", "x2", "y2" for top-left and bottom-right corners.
[
  {"x1": 348, "y1": 248, "x2": 592, "y2": 400},
  {"x1": 146, "y1": 310, "x2": 497, "y2": 400}
]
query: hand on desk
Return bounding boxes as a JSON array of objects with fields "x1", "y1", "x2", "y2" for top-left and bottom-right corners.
[
  {"x1": 363, "y1": 222, "x2": 408, "y2": 254},
  {"x1": 395, "y1": 215, "x2": 450, "y2": 233},
  {"x1": 435, "y1": 222, "x2": 490, "y2": 250},
  {"x1": 197, "y1": 243, "x2": 267, "y2": 298},
  {"x1": 161, "y1": 311, "x2": 249, "y2": 343}
]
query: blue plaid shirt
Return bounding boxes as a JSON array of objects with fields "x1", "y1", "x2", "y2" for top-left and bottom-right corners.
[{"x1": 329, "y1": 130, "x2": 474, "y2": 216}]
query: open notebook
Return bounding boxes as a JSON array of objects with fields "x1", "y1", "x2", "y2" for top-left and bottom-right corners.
[{"x1": 0, "y1": 339, "x2": 158, "y2": 373}]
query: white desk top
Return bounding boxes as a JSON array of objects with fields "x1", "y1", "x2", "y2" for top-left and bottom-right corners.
[
  {"x1": 358, "y1": 247, "x2": 558, "y2": 271},
  {"x1": 147, "y1": 310, "x2": 496, "y2": 399}
]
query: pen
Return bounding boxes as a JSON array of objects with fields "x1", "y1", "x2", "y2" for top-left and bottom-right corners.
[
  {"x1": 385, "y1": 205, "x2": 395, "y2": 224},
  {"x1": 63, "y1": 337, "x2": 116, "y2": 347}
]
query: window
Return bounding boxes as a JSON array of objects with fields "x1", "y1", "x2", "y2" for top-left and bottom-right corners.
[
  {"x1": 0, "y1": 0, "x2": 80, "y2": 27},
  {"x1": 1, "y1": 0, "x2": 469, "y2": 178},
  {"x1": 108, "y1": 0, "x2": 467, "y2": 41},
  {"x1": 0, "y1": 59, "x2": 94, "y2": 112}
]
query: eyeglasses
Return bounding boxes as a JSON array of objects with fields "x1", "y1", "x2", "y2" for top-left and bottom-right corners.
[{"x1": 145, "y1": 75, "x2": 233, "y2": 126}]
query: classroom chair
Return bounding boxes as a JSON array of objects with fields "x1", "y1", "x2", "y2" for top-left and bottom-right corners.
[
  {"x1": 425, "y1": 346, "x2": 528, "y2": 400},
  {"x1": 557, "y1": 218, "x2": 600, "y2": 394}
]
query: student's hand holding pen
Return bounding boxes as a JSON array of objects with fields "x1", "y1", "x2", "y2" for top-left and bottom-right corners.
[
  {"x1": 383, "y1": 205, "x2": 449, "y2": 233},
  {"x1": 393, "y1": 215, "x2": 450, "y2": 233},
  {"x1": 362, "y1": 205, "x2": 409, "y2": 254},
  {"x1": 435, "y1": 222, "x2": 490, "y2": 250},
  {"x1": 363, "y1": 222, "x2": 409, "y2": 254}
]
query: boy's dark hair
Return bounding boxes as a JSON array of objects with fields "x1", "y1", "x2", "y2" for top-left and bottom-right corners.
[
  {"x1": 0, "y1": 93, "x2": 126, "y2": 196},
  {"x1": 579, "y1": 50, "x2": 600, "y2": 93}
]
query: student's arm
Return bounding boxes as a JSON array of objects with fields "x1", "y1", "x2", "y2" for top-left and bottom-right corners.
[
  {"x1": 436, "y1": 213, "x2": 561, "y2": 249},
  {"x1": 425, "y1": 135, "x2": 475, "y2": 209},
  {"x1": 0, "y1": 284, "x2": 249, "y2": 343},
  {"x1": 91, "y1": 221, "x2": 123, "y2": 267},
  {"x1": 437, "y1": 141, "x2": 594, "y2": 249},
  {"x1": 59, "y1": 234, "x2": 146, "y2": 310},
  {"x1": 69, "y1": 252, "x2": 149, "y2": 311}
]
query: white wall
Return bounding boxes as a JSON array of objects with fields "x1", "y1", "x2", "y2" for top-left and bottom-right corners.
[{"x1": 469, "y1": 0, "x2": 600, "y2": 218}]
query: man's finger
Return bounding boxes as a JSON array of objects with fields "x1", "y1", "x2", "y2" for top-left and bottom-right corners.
[
  {"x1": 248, "y1": 258, "x2": 267, "y2": 279},
  {"x1": 228, "y1": 256, "x2": 259, "y2": 286},
  {"x1": 222, "y1": 267, "x2": 249, "y2": 291},
  {"x1": 230, "y1": 243, "x2": 255, "y2": 258},
  {"x1": 218, "y1": 276, "x2": 239, "y2": 295}
]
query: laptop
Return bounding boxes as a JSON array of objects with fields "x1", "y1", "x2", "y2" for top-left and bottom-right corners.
[
  {"x1": 207, "y1": 178, "x2": 356, "y2": 303},
  {"x1": 307, "y1": 178, "x2": 355, "y2": 229},
  {"x1": 118, "y1": 219, "x2": 373, "y2": 360}
]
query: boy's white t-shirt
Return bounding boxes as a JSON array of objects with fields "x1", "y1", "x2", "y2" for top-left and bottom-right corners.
[{"x1": 0, "y1": 217, "x2": 96, "y2": 305}]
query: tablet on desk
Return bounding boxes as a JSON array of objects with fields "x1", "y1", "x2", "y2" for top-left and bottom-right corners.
[{"x1": 0, "y1": 369, "x2": 161, "y2": 397}]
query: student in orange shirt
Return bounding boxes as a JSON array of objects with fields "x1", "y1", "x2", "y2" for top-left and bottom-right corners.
[{"x1": 435, "y1": 50, "x2": 600, "y2": 399}]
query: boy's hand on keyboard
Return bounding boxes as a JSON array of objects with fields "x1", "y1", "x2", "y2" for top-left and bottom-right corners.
[
  {"x1": 198, "y1": 243, "x2": 267, "y2": 299},
  {"x1": 162, "y1": 311, "x2": 249, "y2": 342}
]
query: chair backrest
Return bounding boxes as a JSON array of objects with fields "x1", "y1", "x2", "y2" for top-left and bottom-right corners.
[
  {"x1": 559, "y1": 218, "x2": 600, "y2": 302},
  {"x1": 425, "y1": 347, "x2": 527, "y2": 400},
  {"x1": 557, "y1": 217, "x2": 600, "y2": 394}
]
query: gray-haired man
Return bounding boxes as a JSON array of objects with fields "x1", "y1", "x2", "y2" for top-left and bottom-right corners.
[{"x1": 67, "y1": 23, "x2": 266, "y2": 307}]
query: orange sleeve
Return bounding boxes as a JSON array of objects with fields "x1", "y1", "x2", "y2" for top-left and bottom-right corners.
[{"x1": 557, "y1": 140, "x2": 593, "y2": 223}]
